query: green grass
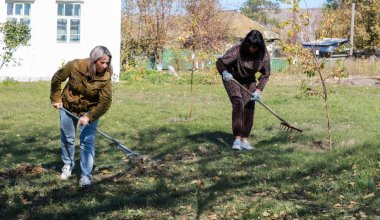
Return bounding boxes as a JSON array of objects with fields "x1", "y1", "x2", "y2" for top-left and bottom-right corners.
[{"x1": 0, "y1": 74, "x2": 379, "y2": 219}]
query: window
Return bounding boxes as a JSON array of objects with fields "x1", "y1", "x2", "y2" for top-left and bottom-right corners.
[
  {"x1": 6, "y1": 2, "x2": 31, "y2": 26},
  {"x1": 57, "y1": 3, "x2": 81, "y2": 43}
]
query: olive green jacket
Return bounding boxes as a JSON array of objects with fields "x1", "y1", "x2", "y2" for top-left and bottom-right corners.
[{"x1": 50, "y1": 58, "x2": 112, "y2": 122}]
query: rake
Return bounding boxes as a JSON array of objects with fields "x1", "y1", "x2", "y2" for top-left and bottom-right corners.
[
  {"x1": 60, "y1": 107, "x2": 142, "y2": 159},
  {"x1": 232, "y1": 79, "x2": 302, "y2": 132}
]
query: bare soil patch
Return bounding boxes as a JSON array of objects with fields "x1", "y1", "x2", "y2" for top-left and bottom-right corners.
[{"x1": 325, "y1": 76, "x2": 380, "y2": 86}]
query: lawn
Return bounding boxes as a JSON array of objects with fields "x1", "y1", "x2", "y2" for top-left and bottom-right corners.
[{"x1": 0, "y1": 73, "x2": 379, "y2": 219}]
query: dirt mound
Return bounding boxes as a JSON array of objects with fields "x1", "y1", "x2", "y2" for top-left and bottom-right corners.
[
  {"x1": 0, "y1": 163, "x2": 47, "y2": 179},
  {"x1": 325, "y1": 76, "x2": 380, "y2": 86}
]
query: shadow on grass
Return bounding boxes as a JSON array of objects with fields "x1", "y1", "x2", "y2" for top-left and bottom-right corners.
[
  {"x1": 1, "y1": 123, "x2": 379, "y2": 219},
  {"x1": 0, "y1": 129, "x2": 62, "y2": 169}
]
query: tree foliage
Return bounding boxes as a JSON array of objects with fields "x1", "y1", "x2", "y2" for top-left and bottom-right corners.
[
  {"x1": 180, "y1": 0, "x2": 230, "y2": 53},
  {"x1": 121, "y1": 0, "x2": 177, "y2": 70},
  {"x1": 278, "y1": 0, "x2": 313, "y2": 44},
  {"x1": 319, "y1": 0, "x2": 380, "y2": 56},
  {"x1": 326, "y1": 0, "x2": 340, "y2": 9},
  {"x1": 0, "y1": 22, "x2": 31, "y2": 71},
  {"x1": 121, "y1": 0, "x2": 232, "y2": 71},
  {"x1": 240, "y1": 0, "x2": 284, "y2": 25}
]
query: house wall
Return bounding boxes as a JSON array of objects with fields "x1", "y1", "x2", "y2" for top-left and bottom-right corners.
[{"x1": 0, "y1": 0, "x2": 121, "y2": 81}]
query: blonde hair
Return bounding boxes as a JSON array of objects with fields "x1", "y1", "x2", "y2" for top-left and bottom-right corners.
[{"x1": 87, "y1": 46, "x2": 112, "y2": 78}]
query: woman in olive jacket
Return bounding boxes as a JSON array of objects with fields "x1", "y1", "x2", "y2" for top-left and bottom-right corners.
[
  {"x1": 216, "y1": 30, "x2": 271, "y2": 151},
  {"x1": 50, "y1": 46, "x2": 113, "y2": 187}
]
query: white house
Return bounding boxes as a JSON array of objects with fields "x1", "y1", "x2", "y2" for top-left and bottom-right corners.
[{"x1": 0, "y1": 0, "x2": 121, "y2": 81}]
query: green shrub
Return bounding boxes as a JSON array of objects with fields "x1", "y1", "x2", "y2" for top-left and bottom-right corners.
[{"x1": 2, "y1": 77, "x2": 18, "y2": 86}]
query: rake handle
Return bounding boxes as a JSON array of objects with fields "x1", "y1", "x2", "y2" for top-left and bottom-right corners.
[
  {"x1": 59, "y1": 107, "x2": 140, "y2": 156},
  {"x1": 231, "y1": 79, "x2": 292, "y2": 126}
]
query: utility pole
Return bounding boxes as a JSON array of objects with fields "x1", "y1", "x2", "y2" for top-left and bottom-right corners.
[{"x1": 349, "y1": 3, "x2": 355, "y2": 56}]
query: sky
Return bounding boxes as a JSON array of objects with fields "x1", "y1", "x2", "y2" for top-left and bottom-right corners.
[{"x1": 220, "y1": 0, "x2": 326, "y2": 10}]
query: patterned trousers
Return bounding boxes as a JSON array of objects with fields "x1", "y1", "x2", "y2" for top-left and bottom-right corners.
[{"x1": 223, "y1": 80, "x2": 256, "y2": 138}]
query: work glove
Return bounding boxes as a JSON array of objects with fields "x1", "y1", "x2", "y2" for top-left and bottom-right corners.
[
  {"x1": 222, "y1": 70, "x2": 233, "y2": 81},
  {"x1": 251, "y1": 90, "x2": 261, "y2": 101}
]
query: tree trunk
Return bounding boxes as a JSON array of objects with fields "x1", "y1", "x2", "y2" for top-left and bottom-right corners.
[
  {"x1": 155, "y1": 47, "x2": 163, "y2": 71},
  {"x1": 315, "y1": 59, "x2": 332, "y2": 149}
]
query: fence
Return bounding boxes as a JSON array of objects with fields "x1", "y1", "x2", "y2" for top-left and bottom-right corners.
[{"x1": 271, "y1": 58, "x2": 288, "y2": 72}]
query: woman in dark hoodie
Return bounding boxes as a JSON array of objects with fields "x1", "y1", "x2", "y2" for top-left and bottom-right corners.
[{"x1": 216, "y1": 30, "x2": 271, "y2": 150}]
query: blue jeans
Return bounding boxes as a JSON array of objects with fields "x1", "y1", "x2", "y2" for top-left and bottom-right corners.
[{"x1": 60, "y1": 109, "x2": 98, "y2": 177}]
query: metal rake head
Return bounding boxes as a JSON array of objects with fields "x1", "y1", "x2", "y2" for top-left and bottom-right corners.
[{"x1": 280, "y1": 122, "x2": 303, "y2": 133}]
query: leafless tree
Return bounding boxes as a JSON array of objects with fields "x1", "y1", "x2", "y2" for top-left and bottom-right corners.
[
  {"x1": 122, "y1": 0, "x2": 176, "y2": 71},
  {"x1": 181, "y1": 0, "x2": 230, "y2": 53}
]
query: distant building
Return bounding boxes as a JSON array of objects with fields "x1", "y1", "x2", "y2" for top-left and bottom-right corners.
[
  {"x1": 219, "y1": 10, "x2": 281, "y2": 57},
  {"x1": 302, "y1": 38, "x2": 349, "y2": 58},
  {"x1": 0, "y1": 1, "x2": 121, "y2": 81},
  {"x1": 219, "y1": 10, "x2": 280, "y2": 40}
]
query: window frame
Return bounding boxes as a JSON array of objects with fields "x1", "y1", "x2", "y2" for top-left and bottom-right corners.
[
  {"x1": 6, "y1": 1, "x2": 32, "y2": 26},
  {"x1": 56, "y1": 1, "x2": 82, "y2": 43}
]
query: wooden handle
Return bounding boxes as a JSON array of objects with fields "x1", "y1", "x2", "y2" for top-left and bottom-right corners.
[{"x1": 231, "y1": 79, "x2": 291, "y2": 125}]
